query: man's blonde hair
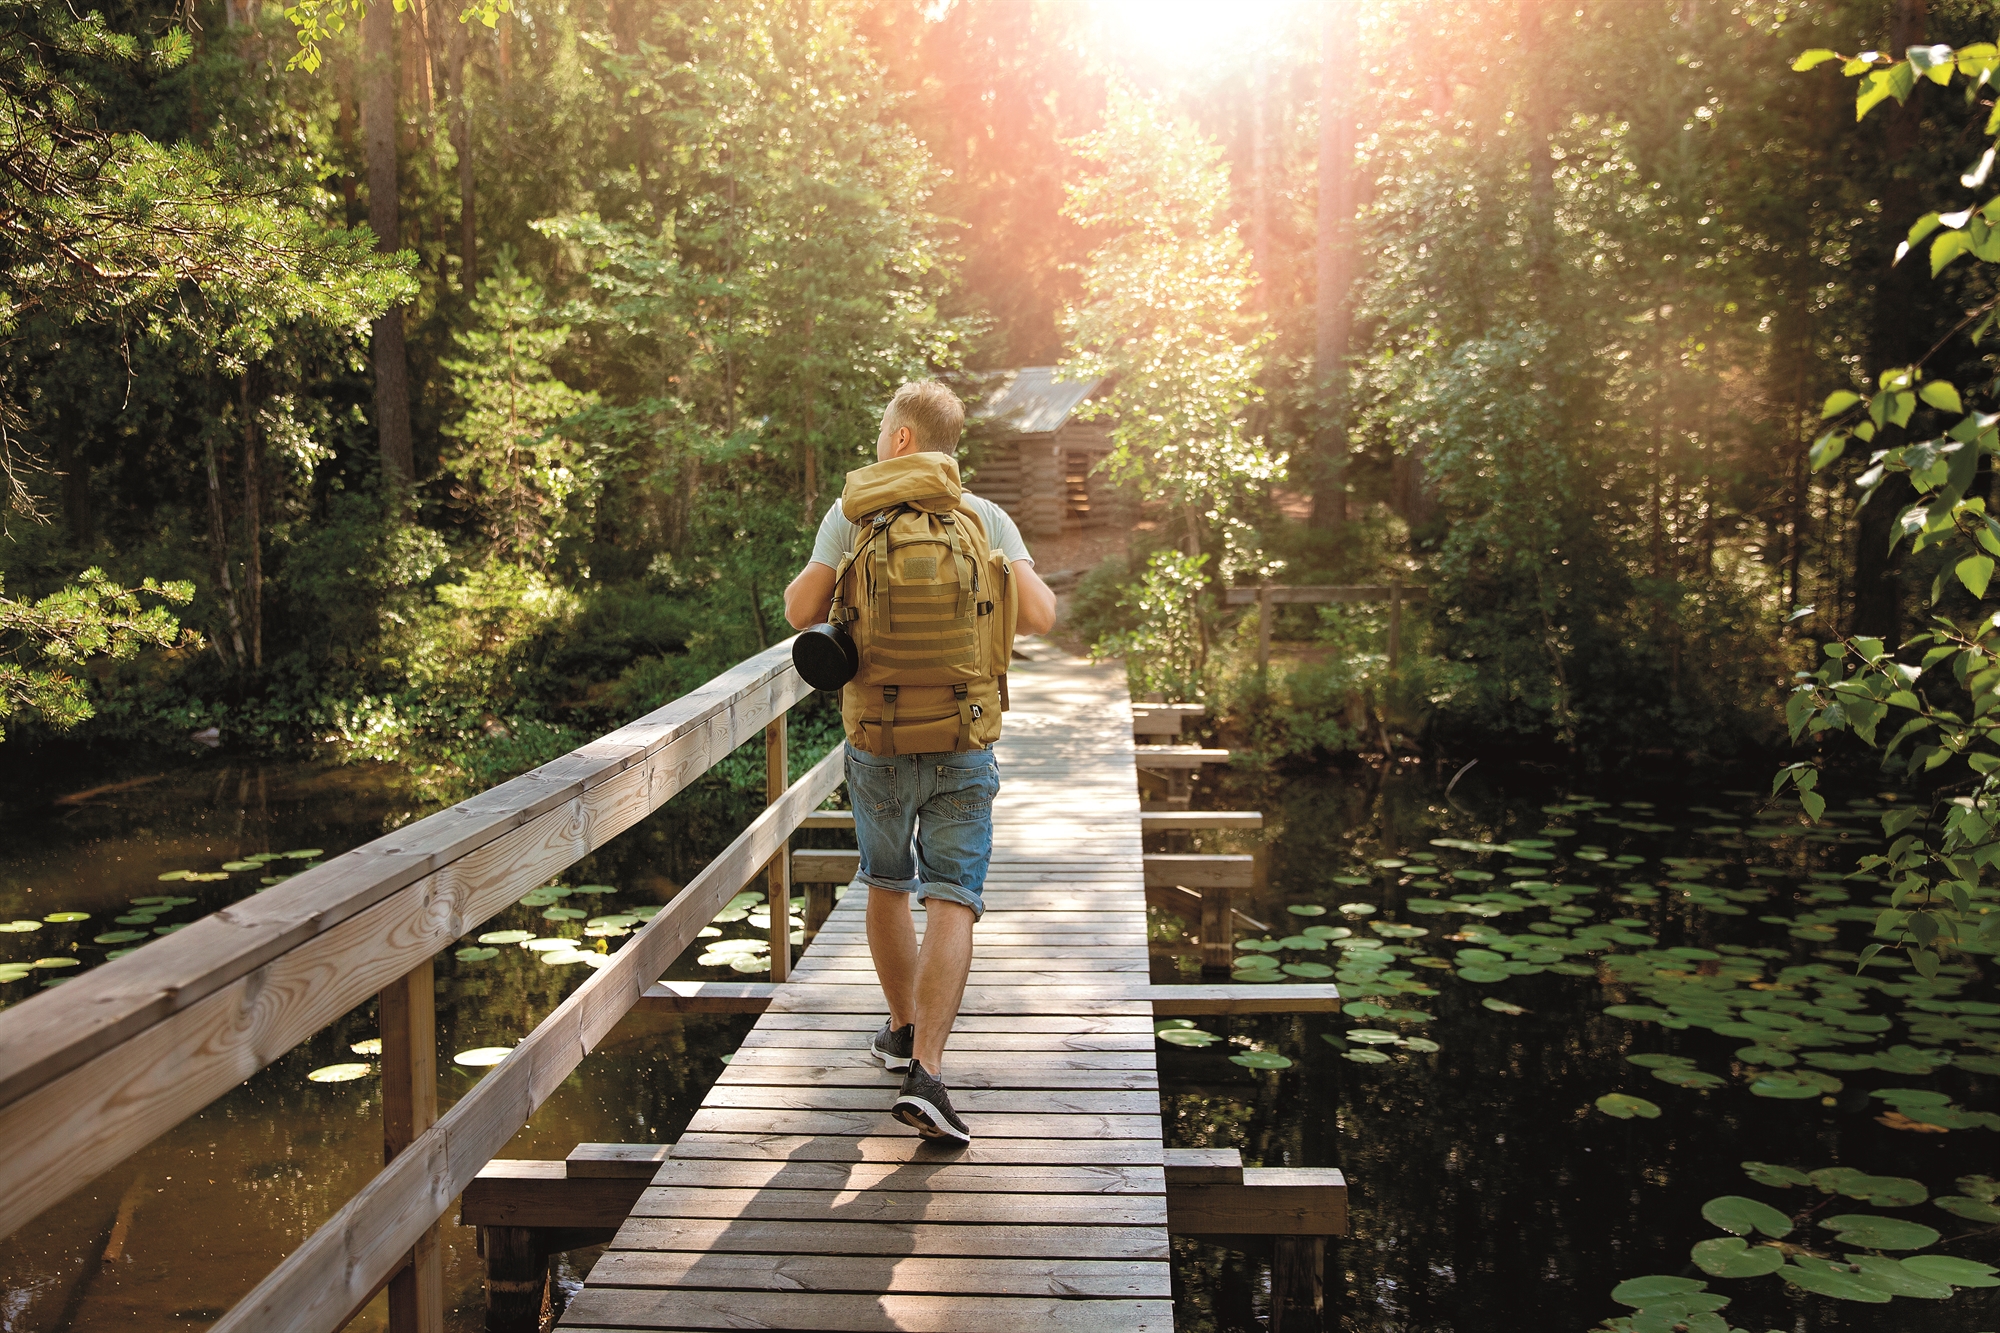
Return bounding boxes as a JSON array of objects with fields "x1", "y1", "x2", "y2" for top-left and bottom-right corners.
[{"x1": 883, "y1": 380, "x2": 966, "y2": 454}]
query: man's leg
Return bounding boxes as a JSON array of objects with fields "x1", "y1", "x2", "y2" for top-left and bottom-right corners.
[
  {"x1": 866, "y1": 887, "x2": 920, "y2": 1029},
  {"x1": 909, "y1": 899, "x2": 975, "y2": 1073}
]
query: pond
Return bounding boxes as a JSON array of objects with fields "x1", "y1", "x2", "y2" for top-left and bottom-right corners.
[
  {"x1": 0, "y1": 746, "x2": 1995, "y2": 1331},
  {"x1": 1160, "y1": 757, "x2": 2000, "y2": 1331}
]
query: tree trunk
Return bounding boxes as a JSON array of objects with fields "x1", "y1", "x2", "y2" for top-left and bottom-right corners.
[
  {"x1": 1311, "y1": 1, "x2": 1355, "y2": 530},
  {"x1": 449, "y1": 17, "x2": 475, "y2": 290},
  {"x1": 241, "y1": 375, "x2": 264, "y2": 672},
  {"x1": 364, "y1": 0, "x2": 416, "y2": 487},
  {"x1": 203, "y1": 430, "x2": 247, "y2": 670}
]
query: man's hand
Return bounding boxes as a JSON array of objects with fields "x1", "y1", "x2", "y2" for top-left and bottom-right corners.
[
  {"x1": 784, "y1": 562, "x2": 837, "y2": 631},
  {"x1": 1014, "y1": 561, "x2": 1058, "y2": 636}
]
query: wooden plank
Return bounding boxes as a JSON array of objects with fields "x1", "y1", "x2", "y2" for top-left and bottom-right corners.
[
  {"x1": 1130, "y1": 747, "x2": 1230, "y2": 770},
  {"x1": 605, "y1": 1217, "x2": 1170, "y2": 1261},
  {"x1": 628, "y1": 1186, "x2": 1169, "y2": 1228},
  {"x1": 634, "y1": 981, "x2": 776, "y2": 1014},
  {"x1": 1144, "y1": 853, "x2": 1254, "y2": 889},
  {"x1": 1131, "y1": 703, "x2": 1206, "y2": 716},
  {"x1": 459, "y1": 1161, "x2": 648, "y2": 1229},
  {"x1": 720, "y1": 1048, "x2": 1157, "y2": 1071},
  {"x1": 1169, "y1": 1168, "x2": 1348, "y2": 1237},
  {"x1": 1162, "y1": 1148, "x2": 1244, "y2": 1187},
  {"x1": 1147, "y1": 984, "x2": 1341, "y2": 1015},
  {"x1": 1140, "y1": 810, "x2": 1263, "y2": 831},
  {"x1": 561, "y1": 1291, "x2": 1174, "y2": 1333},
  {"x1": 792, "y1": 849, "x2": 859, "y2": 883},
  {"x1": 680, "y1": 1109, "x2": 1162, "y2": 1141},
  {"x1": 700, "y1": 1086, "x2": 1157, "y2": 1113},
  {"x1": 1131, "y1": 711, "x2": 1182, "y2": 736},
  {"x1": 798, "y1": 811, "x2": 855, "y2": 829},
  {"x1": 733, "y1": 1029, "x2": 1152, "y2": 1053},
  {"x1": 208, "y1": 747, "x2": 848, "y2": 1333},
  {"x1": 666, "y1": 1135, "x2": 1165, "y2": 1167},
  {"x1": 749, "y1": 1013, "x2": 1152, "y2": 1035},
  {"x1": 567, "y1": 1143, "x2": 671, "y2": 1179},
  {"x1": 581, "y1": 1251, "x2": 1170, "y2": 1298},
  {"x1": 651, "y1": 1159, "x2": 1163, "y2": 1195}
]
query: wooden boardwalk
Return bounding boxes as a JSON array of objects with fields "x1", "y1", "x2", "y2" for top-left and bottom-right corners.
[{"x1": 560, "y1": 647, "x2": 1173, "y2": 1332}]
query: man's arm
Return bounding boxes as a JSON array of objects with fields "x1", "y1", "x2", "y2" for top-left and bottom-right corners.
[
  {"x1": 1014, "y1": 560, "x2": 1058, "y2": 636},
  {"x1": 784, "y1": 562, "x2": 837, "y2": 631}
]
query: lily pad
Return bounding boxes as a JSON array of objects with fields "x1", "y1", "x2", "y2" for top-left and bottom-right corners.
[
  {"x1": 1609, "y1": 1275, "x2": 1706, "y2": 1305},
  {"x1": 92, "y1": 930, "x2": 147, "y2": 944},
  {"x1": 1229, "y1": 1050, "x2": 1293, "y2": 1070},
  {"x1": 31, "y1": 957, "x2": 78, "y2": 969},
  {"x1": 1341, "y1": 1047, "x2": 1391, "y2": 1063},
  {"x1": 1780, "y1": 1259, "x2": 1892, "y2": 1303},
  {"x1": 542, "y1": 906, "x2": 587, "y2": 920},
  {"x1": 1401, "y1": 1037, "x2": 1440, "y2": 1053},
  {"x1": 1900, "y1": 1255, "x2": 2000, "y2": 1288},
  {"x1": 453, "y1": 1047, "x2": 513, "y2": 1066},
  {"x1": 1741, "y1": 1162, "x2": 1812, "y2": 1188},
  {"x1": 43, "y1": 911, "x2": 89, "y2": 923},
  {"x1": 1285, "y1": 904, "x2": 1327, "y2": 916},
  {"x1": 1456, "y1": 966, "x2": 1511, "y2": 983},
  {"x1": 455, "y1": 946, "x2": 500, "y2": 962},
  {"x1": 1595, "y1": 1093, "x2": 1662, "y2": 1120},
  {"x1": 539, "y1": 949, "x2": 595, "y2": 965},
  {"x1": 1281, "y1": 962, "x2": 1335, "y2": 978},
  {"x1": 1338, "y1": 903, "x2": 1377, "y2": 916},
  {"x1": 220, "y1": 860, "x2": 263, "y2": 871},
  {"x1": 1933, "y1": 1195, "x2": 2000, "y2": 1223},
  {"x1": 1818, "y1": 1215, "x2": 1941, "y2": 1250},
  {"x1": 1156, "y1": 1027, "x2": 1222, "y2": 1048},
  {"x1": 306, "y1": 1062, "x2": 373, "y2": 1083},
  {"x1": 1702, "y1": 1195, "x2": 1793, "y2": 1238},
  {"x1": 1691, "y1": 1236, "x2": 1784, "y2": 1278},
  {"x1": 350, "y1": 1038, "x2": 382, "y2": 1055},
  {"x1": 479, "y1": 930, "x2": 534, "y2": 945},
  {"x1": 1346, "y1": 1029, "x2": 1402, "y2": 1045},
  {"x1": 1481, "y1": 997, "x2": 1527, "y2": 1015},
  {"x1": 1603, "y1": 1004, "x2": 1671, "y2": 1022},
  {"x1": 282, "y1": 849, "x2": 324, "y2": 859},
  {"x1": 1840, "y1": 1254, "x2": 1953, "y2": 1299},
  {"x1": 0, "y1": 920, "x2": 43, "y2": 933}
]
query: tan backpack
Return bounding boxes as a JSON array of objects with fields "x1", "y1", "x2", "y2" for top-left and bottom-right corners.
[{"x1": 828, "y1": 453, "x2": 1017, "y2": 755}]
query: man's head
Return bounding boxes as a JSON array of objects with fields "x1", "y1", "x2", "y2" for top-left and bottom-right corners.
[{"x1": 876, "y1": 380, "x2": 966, "y2": 461}]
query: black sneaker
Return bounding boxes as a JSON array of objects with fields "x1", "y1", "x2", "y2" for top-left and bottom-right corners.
[
  {"x1": 892, "y1": 1059, "x2": 972, "y2": 1146},
  {"x1": 869, "y1": 1021, "x2": 914, "y2": 1072}
]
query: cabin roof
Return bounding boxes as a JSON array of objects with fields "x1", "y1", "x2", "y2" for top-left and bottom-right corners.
[{"x1": 966, "y1": 366, "x2": 1101, "y2": 436}]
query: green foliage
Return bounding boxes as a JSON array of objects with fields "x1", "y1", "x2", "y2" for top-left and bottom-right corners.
[
  {"x1": 1092, "y1": 550, "x2": 1210, "y2": 701},
  {"x1": 0, "y1": 569, "x2": 193, "y2": 740}
]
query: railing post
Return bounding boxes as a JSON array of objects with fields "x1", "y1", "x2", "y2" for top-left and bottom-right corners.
[
  {"x1": 380, "y1": 960, "x2": 443, "y2": 1333},
  {"x1": 1200, "y1": 887, "x2": 1233, "y2": 975},
  {"x1": 1270, "y1": 1235, "x2": 1326, "y2": 1333},
  {"x1": 765, "y1": 714, "x2": 791, "y2": 983}
]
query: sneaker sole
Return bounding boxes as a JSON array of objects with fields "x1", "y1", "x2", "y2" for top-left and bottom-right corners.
[
  {"x1": 892, "y1": 1096, "x2": 971, "y2": 1145},
  {"x1": 870, "y1": 1042, "x2": 912, "y2": 1072}
]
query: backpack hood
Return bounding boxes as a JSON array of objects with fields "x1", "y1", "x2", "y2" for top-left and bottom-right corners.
[{"x1": 840, "y1": 452, "x2": 963, "y2": 521}]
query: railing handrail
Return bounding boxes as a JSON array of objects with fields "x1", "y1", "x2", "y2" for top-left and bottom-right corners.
[{"x1": 0, "y1": 638, "x2": 812, "y2": 1244}]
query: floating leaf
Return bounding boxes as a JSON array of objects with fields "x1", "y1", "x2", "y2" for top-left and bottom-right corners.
[
  {"x1": 43, "y1": 911, "x2": 89, "y2": 923},
  {"x1": 31, "y1": 957, "x2": 78, "y2": 969},
  {"x1": 1654, "y1": 1067, "x2": 1726, "y2": 1089},
  {"x1": 1341, "y1": 1048, "x2": 1391, "y2": 1063},
  {"x1": 1283, "y1": 903, "x2": 1327, "y2": 917},
  {"x1": 1595, "y1": 1093, "x2": 1662, "y2": 1120},
  {"x1": 1604, "y1": 1005, "x2": 1672, "y2": 1021},
  {"x1": 1818, "y1": 1215, "x2": 1941, "y2": 1250},
  {"x1": 0, "y1": 920, "x2": 43, "y2": 933},
  {"x1": 1781, "y1": 1258, "x2": 1892, "y2": 1303},
  {"x1": 522, "y1": 937, "x2": 578, "y2": 951},
  {"x1": 1281, "y1": 962, "x2": 1334, "y2": 978},
  {"x1": 1609, "y1": 1275, "x2": 1706, "y2": 1306},
  {"x1": 542, "y1": 906, "x2": 587, "y2": 920},
  {"x1": 1735, "y1": 1045, "x2": 1797, "y2": 1067},
  {"x1": 1934, "y1": 1195, "x2": 2000, "y2": 1223},
  {"x1": 1229, "y1": 1050, "x2": 1293, "y2": 1070},
  {"x1": 479, "y1": 930, "x2": 534, "y2": 945},
  {"x1": 1901, "y1": 1255, "x2": 2000, "y2": 1288},
  {"x1": 156, "y1": 870, "x2": 191, "y2": 881},
  {"x1": 1157, "y1": 1027, "x2": 1222, "y2": 1048},
  {"x1": 455, "y1": 946, "x2": 500, "y2": 962},
  {"x1": 1691, "y1": 1236, "x2": 1784, "y2": 1278},
  {"x1": 539, "y1": 949, "x2": 594, "y2": 965},
  {"x1": 453, "y1": 1047, "x2": 513, "y2": 1067},
  {"x1": 220, "y1": 860, "x2": 263, "y2": 872},
  {"x1": 1345, "y1": 1029, "x2": 1402, "y2": 1045},
  {"x1": 1742, "y1": 1162, "x2": 1812, "y2": 1189},
  {"x1": 1338, "y1": 903, "x2": 1377, "y2": 916},
  {"x1": 1457, "y1": 966, "x2": 1511, "y2": 983},
  {"x1": 350, "y1": 1038, "x2": 382, "y2": 1055},
  {"x1": 283, "y1": 849, "x2": 325, "y2": 860},
  {"x1": 307, "y1": 1063, "x2": 373, "y2": 1083},
  {"x1": 1748, "y1": 1073, "x2": 1826, "y2": 1100},
  {"x1": 571, "y1": 884, "x2": 617, "y2": 895},
  {"x1": 1835, "y1": 1175, "x2": 1928, "y2": 1208},
  {"x1": 1481, "y1": 997, "x2": 1527, "y2": 1015},
  {"x1": 92, "y1": 930, "x2": 147, "y2": 944},
  {"x1": 1702, "y1": 1195, "x2": 1793, "y2": 1239},
  {"x1": 1401, "y1": 1037, "x2": 1440, "y2": 1053}
]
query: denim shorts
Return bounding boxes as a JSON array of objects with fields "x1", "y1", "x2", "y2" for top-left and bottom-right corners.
[{"x1": 843, "y1": 742, "x2": 999, "y2": 920}]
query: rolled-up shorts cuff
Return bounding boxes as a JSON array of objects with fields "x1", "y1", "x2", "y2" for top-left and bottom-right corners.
[
  {"x1": 915, "y1": 879, "x2": 984, "y2": 921},
  {"x1": 853, "y1": 871, "x2": 922, "y2": 896}
]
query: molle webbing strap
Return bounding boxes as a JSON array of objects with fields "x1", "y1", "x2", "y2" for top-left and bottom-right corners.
[
  {"x1": 881, "y1": 684, "x2": 899, "y2": 756},
  {"x1": 952, "y1": 683, "x2": 975, "y2": 752},
  {"x1": 998, "y1": 672, "x2": 1010, "y2": 712}
]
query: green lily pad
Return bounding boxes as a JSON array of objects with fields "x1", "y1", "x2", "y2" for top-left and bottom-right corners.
[
  {"x1": 1900, "y1": 1254, "x2": 2000, "y2": 1288},
  {"x1": 350, "y1": 1038, "x2": 382, "y2": 1054},
  {"x1": 1834, "y1": 1175, "x2": 1927, "y2": 1207},
  {"x1": 1229, "y1": 1050, "x2": 1293, "y2": 1070},
  {"x1": 1653, "y1": 1067, "x2": 1725, "y2": 1089},
  {"x1": 31, "y1": 957, "x2": 78, "y2": 969},
  {"x1": 1595, "y1": 1093, "x2": 1661, "y2": 1120},
  {"x1": 1780, "y1": 1258, "x2": 1892, "y2": 1302},
  {"x1": 283, "y1": 849, "x2": 324, "y2": 859},
  {"x1": 542, "y1": 906, "x2": 587, "y2": 920},
  {"x1": 1285, "y1": 904, "x2": 1327, "y2": 916},
  {"x1": 93, "y1": 930, "x2": 147, "y2": 944},
  {"x1": 1401, "y1": 1036, "x2": 1440, "y2": 1053},
  {"x1": 455, "y1": 946, "x2": 500, "y2": 962},
  {"x1": 1456, "y1": 966, "x2": 1511, "y2": 983},
  {"x1": 114, "y1": 913, "x2": 158, "y2": 925},
  {"x1": 1281, "y1": 962, "x2": 1335, "y2": 978},
  {"x1": 1341, "y1": 1048, "x2": 1391, "y2": 1063},
  {"x1": 1818, "y1": 1215, "x2": 1941, "y2": 1250},
  {"x1": 453, "y1": 1047, "x2": 514, "y2": 1066},
  {"x1": 1691, "y1": 1236, "x2": 1784, "y2": 1278},
  {"x1": 43, "y1": 911, "x2": 89, "y2": 923},
  {"x1": 1338, "y1": 903, "x2": 1377, "y2": 916},
  {"x1": 1742, "y1": 1162, "x2": 1812, "y2": 1188},
  {"x1": 1603, "y1": 1005, "x2": 1671, "y2": 1021},
  {"x1": 1609, "y1": 1275, "x2": 1706, "y2": 1305},
  {"x1": 571, "y1": 884, "x2": 617, "y2": 894},
  {"x1": 220, "y1": 860, "x2": 263, "y2": 871},
  {"x1": 1735, "y1": 1045, "x2": 1797, "y2": 1067},
  {"x1": 0, "y1": 920, "x2": 43, "y2": 933},
  {"x1": 307, "y1": 1062, "x2": 373, "y2": 1083},
  {"x1": 1748, "y1": 1073, "x2": 1826, "y2": 1100},
  {"x1": 1702, "y1": 1195, "x2": 1793, "y2": 1238},
  {"x1": 1405, "y1": 899, "x2": 1456, "y2": 914},
  {"x1": 1156, "y1": 1027, "x2": 1222, "y2": 1047},
  {"x1": 1840, "y1": 1254, "x2": 1953, "y2": 1299},
  {"x1": 1933, "y1": 1195, "x2": 2000, "y2": 1223},
  {"x1": 479, "y1": 930, "x2": 534, "y2": 945},
  {"x1": 1345, "y1": 1029, "x2": 1402, "y2": 1045},
  {"x1": 522, "y1": 937, "x2": 578, "y2": 951}
]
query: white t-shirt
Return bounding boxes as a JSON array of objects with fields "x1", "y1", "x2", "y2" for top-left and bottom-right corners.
[{"x1": 807, "y1": 492, "x2": 1034, "y2": 571}]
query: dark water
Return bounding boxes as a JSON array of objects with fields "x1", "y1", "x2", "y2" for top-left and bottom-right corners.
[
  {"x1": 1, "y1": 748, "x2": 1995, "y2": 1330},
  {"x1": 1157, "y1": 758, "x2": 2000, "y2": 1332}
]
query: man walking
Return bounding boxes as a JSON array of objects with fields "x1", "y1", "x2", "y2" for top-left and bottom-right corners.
[{"x1": 783, "y1": 381, "x2": 1057, "y2": 1145}]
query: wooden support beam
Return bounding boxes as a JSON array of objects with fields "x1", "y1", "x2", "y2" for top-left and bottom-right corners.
[
  {"x1": 1140, "y1": 811, "x2": 1263, "y2": 831},
  {"x1": 1133, "y1": 747, "x2": 1230, "y2": 770},
  {"x1": 566, "y1": 1143, "x2": 669, "y2": 1179},
  {"x1": 1131, "y1": 712, "x2": 1184, "y2": 737},
  {"x1": 1162, "y1": 1147, "x2": 1243, "y2": 1187},
  {"x1": 803, "y1": 883, "x2": 836, "y2": 933},
  {"x1": 1172, "y1": 1167, "x2": 1348, "y2": 1236},
  {"x1": 798, "y1": 810, "x2": 854, "y2": 829},
  {"x1": 1134, "y1": 702, "x2": 1207, "y2": 715},
  {"x1": 791, "y1": 849, "x2": 859, "y2": 884},
  {"x1": 1201, "y1": 886, "x2": 1233, "y2": 974},
  {"x1": 634, "y1": 981, "x2": 778, "y2": 1015},
  {"x1": 1143, "y1": 854, "x2": 1254, "y2": 889},
  {"x1": 765, "y1": 715, "x2": 790, "y2": 984},
  {"x1": 1272, "y1": 1235, "x2": 1327, "y2": 1333},
  {"x1": 379, "y1": 961, "x2": 442, "y2": 1333},
  {"x1": 460, "y1": 1160, "x2": 648, "y2": 1230},
  {"x1": 1147, "y1": 985, "x2": 1341, "y2": 1015}
]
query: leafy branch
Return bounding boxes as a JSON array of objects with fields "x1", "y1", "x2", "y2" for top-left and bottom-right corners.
[{"x1": 0, "y1": 570, "x2": 197, "y2": 742}]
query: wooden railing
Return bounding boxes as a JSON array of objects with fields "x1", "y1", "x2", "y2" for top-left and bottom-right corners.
[
  {"x1": 1223, "y1": 582, "x2": 1429, "y2": 671},
  {"x1": 0, "y1": 639, "x2": 841, "y2": 1333}
]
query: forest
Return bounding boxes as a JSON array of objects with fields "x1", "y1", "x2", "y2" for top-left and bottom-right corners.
[{"x1": 0, "y1": 0, "x2": 1994, "y2": 790}]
